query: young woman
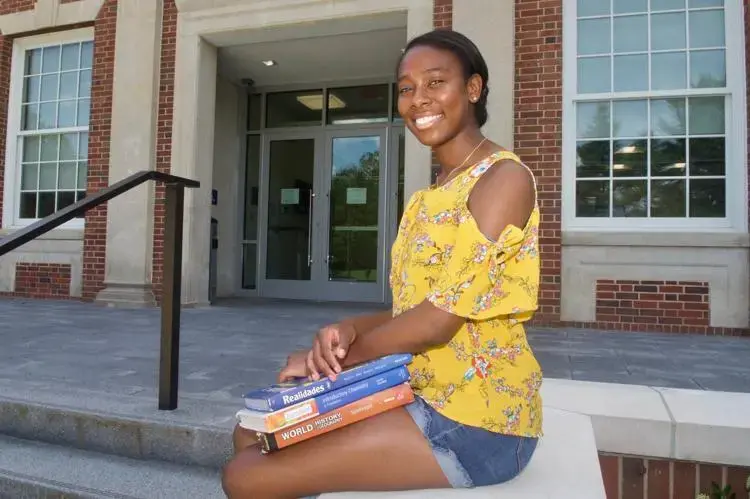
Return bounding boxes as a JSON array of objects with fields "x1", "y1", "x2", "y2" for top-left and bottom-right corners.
[{"x1": 222, "y1": 29, "x2": 543, "y2": 499}]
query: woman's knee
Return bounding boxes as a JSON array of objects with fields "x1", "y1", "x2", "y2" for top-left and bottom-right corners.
[
  {"x1": 232, "y1": 423, "x2": 258, "y2": 454},
  {"x1": 222, "y1": 453, "x2": 261, "y2": 499}
]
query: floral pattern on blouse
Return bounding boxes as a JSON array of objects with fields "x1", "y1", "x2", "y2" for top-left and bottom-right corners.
[{"x1": 390, "y1": 150, "x2": 543, "y2": 438}]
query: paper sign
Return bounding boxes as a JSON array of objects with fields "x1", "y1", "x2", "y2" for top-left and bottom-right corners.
[
  {"x1": 281, "y1": 188, "x2": 299, "y2": 205},
  {"x1": 346, "y1": 187, "x2": 367, "y2": 205}
]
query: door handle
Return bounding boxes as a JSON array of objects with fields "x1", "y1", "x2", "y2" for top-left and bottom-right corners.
[{"x1": 307, "y1": 191, "x2": 315, "y2": 266}]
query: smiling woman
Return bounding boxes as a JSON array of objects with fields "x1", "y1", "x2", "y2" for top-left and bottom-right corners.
[{"x1": 221, "y1": 29, "x2": 543, "y2": 499}]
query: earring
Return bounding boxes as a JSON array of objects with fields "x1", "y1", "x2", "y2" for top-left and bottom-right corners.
[{"x1": 471, "y1": 97, "x2": 478, "y2": 103}]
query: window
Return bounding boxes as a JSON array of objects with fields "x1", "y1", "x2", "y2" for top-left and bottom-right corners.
[
  {"x1": 562, "y1": 0, "x2": 746, "y2": 230},
  {"x1": 3, "y1": 29, "x2": 93, "y2": 228}
]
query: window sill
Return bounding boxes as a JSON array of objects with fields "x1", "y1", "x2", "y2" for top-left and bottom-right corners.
[
  {"x1": 563, "y1": 230, "x2": 750, "y2": 248},
  {"x1": 0, "y1": 227, "x2": 84, "y2": 241}
]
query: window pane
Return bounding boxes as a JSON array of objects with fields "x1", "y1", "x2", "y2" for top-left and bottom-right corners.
[
  {"x1": 326, "y1": 85, "x2": 389, "y2": 125},
  {"x1": 61, "y1": 44, "x2": 80, "y2": 71},
  {"x1": 651, "y1": 179, "x2": 686, "y2": 217},
  {"x1": 651, "y1": 13, "x2": 686, "y2": 51},
  {"x1": 77, "y1": 162, "x2": 87, "y2": 189},
  {"x1": 38, "y1": 192, "x2": 55, "y2": 217},
  {"x1": 613, "y1": 180, "x2": 647, "y2": 217},
  {"x1": 614, "y1": 16, "x2": 647, "y2": 52},
  {"x1": 689, "y1": 10, "x2": 724, "y2": 48},
  {"x1": 25, "y1": 48, "x2": 42, "y2": 75},
  {"x1": 689, "y1": 96, "x2": 724, "y2": 135},
  {"x1": 614, "y1": 0, "x2": 647, "y2": 13},
  {"x1": 689, "y1": 138, "x2": 725, "y2": 176},
  {"x1": 20, "y1": 193, "x2": 37, "y2": 218},
  {"x1": 42, "y1": 46, "x2": 60, "y2": 73},
  {"x1": 39, "y1": 164, "x2": 57, "y2": 190},
  {"x1": 690, "y1": 50, "x2": 725, "y2": 88},
  {"x1": 247, "y1": 93, "x2": 262, "y2": 130},
  {"x1": 651, "y1": 98, "x2": 686, "y2": 136},
  {"x1": 577, "y1": 101, "x2": 610, "y2": 139},
  {"x1": 58, "y1": 162, "x2": 77, "y2": 189},
  {"x1": 652, "y1": 52, "x2": 687, "y2": 90},
  {"x1": 40, "y1": 74, "x2": 58, "y2": 101},
  {"x1": 578, "y1": 57, "x2": 611, "y2": 93},
  {"x1": 40, "y1": 135, "x2": 58, "y2": 162},
  {"x1": 614, "y1": 55, "x2": 648, "y2": 92},
  {"x1": 78, "y1": 132, "x2": 88, "y2": 159},
  {"x1": 22, "y1": 104, "x2": 38, "y2": 131},
  {"x1": 690, "y1": 179, "x2": 725, "y2": 217},
  {"x1": 60, "y1": 133, "x2": 77, "y2": 160},
  {"x1": 23, "y1": 76, "x2": 40, "y2": 103},
  {"x1": 39, "y1": 102, "x2": 56, "y2": 129},
  {"x1": 613, "y1": 100, "x2": 647, "y2": 137},
  {"x1": 576, "y1": 140, "x2": 610, "y2": 178},
  {"x1": 578, "y1": 18, "x2": 610, "y2": 55},
  {"x1": 651, "y1": 138, "x2": 686, "y2": 176},
  {"x1": 59, "y1": 72, "x2": 77, "y2": 99},
  {"x1": 22, "y1": 136, "x2": 40, "y2": 162},
  {"x1": 79, "y1": 69, "x2": 91, "y2": 98},
  {"x1": 613, "y1": 139, "x2": 647, "y2": 176},
  {"x1": 578, "y1": 0, "x2": 609, "y2": 16},
  {"x1": 58, "y1": 191, "x2": 76, "y2": 210},
  {"x1": 689, "y1": 0, "x2": 723, "y2": 6},
  {"x1": 576, "y1": 180, "x2": 610, "y2": 217},
  {"x1": 266, "y1": 90, "x2": 323, "y2": 128},
  {"x1": 77, "y1": 99, "x2": 90, "y2": 126},
  {"x1": 21, "y1": 164, "x2": 38, "y2": 190},
  {"x1": 652, "y1": 0, "x2": 685, "y2": 10},
  {"x1": 58, "y1": 100, "x2": 76, "y2": 128},
  {"x1": 81, "y1": 42, "x2": 93, "y2": 69}
]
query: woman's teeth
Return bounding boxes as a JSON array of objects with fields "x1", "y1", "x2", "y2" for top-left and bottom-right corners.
[{"x1": 414, "y1": 114, "x2": 444, "y2": 130}]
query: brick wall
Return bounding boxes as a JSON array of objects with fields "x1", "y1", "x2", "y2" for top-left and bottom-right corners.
[
  {"x1": 600, "y1": 454, "x2": 750, "y2": 499},
  {"x1": 515, "y1": 0, "x2": 562, "y2": 323},
  {"x1": 0, "y1": 35, "x2": 11, "y2": 223},
  {"x1": 151, "y1": 0, "x2": 177, "y2": 302},
  {"x1": 0, "y1": 0, "x2": 36, "y2": 15},
  {"x1": 433, "y1": 0, "x2": 452, "y2": 29},
  {"x1": 0, "y1": 263, "x2": 72, "y2": 299},
  {"x1": 595, "y1": 280, "x2": 710, "y2": 333},
  {"x1": 81, "y1": 0, "x2": 117, "y2": 300}
]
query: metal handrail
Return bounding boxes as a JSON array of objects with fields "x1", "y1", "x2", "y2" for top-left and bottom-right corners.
[{"x1": 0, "y1": 170, "x2": 200, "y2": 410}]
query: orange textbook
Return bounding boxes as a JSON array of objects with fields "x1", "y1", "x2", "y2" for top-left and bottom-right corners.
[{"x1": 257, "y1": 382, "x2": 414, "y2": 453}]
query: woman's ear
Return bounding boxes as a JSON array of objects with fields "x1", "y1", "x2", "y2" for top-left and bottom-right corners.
[{"x1": 466, "y1": 74, "x2": 483, "y2": 103}]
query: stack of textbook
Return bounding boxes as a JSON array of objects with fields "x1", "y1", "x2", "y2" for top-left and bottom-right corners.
[{"x1": 237, "y1": 353, "x2": 414, "y2": 453}]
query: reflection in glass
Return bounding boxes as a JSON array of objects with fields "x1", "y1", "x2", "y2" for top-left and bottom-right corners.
[
  {"x1": 614, "y1": 16, "x2": 647, "y2": 52},
  {"x1": 247, "y1": 94, "x2": 262, "y2": 131},
  {"x1": 577, "y1": 101, "x2": 610, "y2": 139},
  {"x1": 614, "y1": 0, "x2": 646, "y2": 14},
  {"x1": 651, "y1": 138, "x2": 686, "y2": 176},
  {"x1": 243, "y1": 135, "x2": 261, "y2": 289},
  {"x1": 690, "y1": 50, "x2": 726, "y2": 88},
  {"x1": 689, "y1": 97, "x2": 724, "y2": 135},
  {"x1": 328, "y1": 136, "x2": 380, "y2": 283},
  {"x1": 576, "y1": 180, "x2": 609, "y2": 217},
  {"x1": 578, "y1": 18, "x2": 610, "y2": 55},
  {"x1": 266, "y1": 90, "x2": 323, "y2": 128},
  {"x1": 327, "y1": 85, "x2": 389, "y2": 125},
  {"x1": 690, "y1": 179, "x2": 725, "y2": 217},
  {"x1": 689, "y1": 138, "x2": 725, "y2": 176},
  {"x1": 652, "y1": 52, "x2": 687, "y2": 90},
  {"x1": 689, "y1": 0, "x2": 723, "y2": 7},
  {"x1": 577, "y1": 0, "x2": 609, "y2": 17},
  {"x1": 652, "y1": 0, "x2": 686, "y2": 10},
  {"x1": 614, "y1": 55, "x2": 648, "y2": 92},
  {"x1": 613, "y1": 100, "x2": 647, "y2": 138},
  {"x1": 265, "y1": 139, "x2": 315, "y2": 281},
  {"x1": 613, "y1": 180, "x2": 647, "y2": 217},
  {"x1": 613, "y1": 140, "x2": 647, "y2": 177},
  {"x1": 651, "y1": 179, "x2": 686, "y2": 217},
  {"x1": 688, "y1": 10, "x2": 724, "y2": 48},
  {"x1": 651, "y1": 13, "x2": 686, "y2": 51},
  {"x1": 578, "y1": 57, "x2": 611, "y2": 94},
  {"x1": 651, "y1": 98, "x2": 686, "y2": 136},
  {"x1": 576, "y1": 141, "x2": 610, "y2": 178}
]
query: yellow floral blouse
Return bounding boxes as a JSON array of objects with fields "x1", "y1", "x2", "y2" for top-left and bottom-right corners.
[{"x1": 390, "y1": 150, "x2": 543, "y2": 438}]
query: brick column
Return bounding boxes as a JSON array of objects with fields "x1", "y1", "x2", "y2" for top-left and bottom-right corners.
[
  {"x1": 433, "y1": 0, "x2": 452, "y2": 28},
  {"x1": 94, "y1": 0, "x2": 163, "y2": 307}
]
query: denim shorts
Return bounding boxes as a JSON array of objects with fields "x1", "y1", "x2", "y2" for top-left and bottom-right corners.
[{"x1": 405, "y1": 396, "x2": 538, "y2": 488}]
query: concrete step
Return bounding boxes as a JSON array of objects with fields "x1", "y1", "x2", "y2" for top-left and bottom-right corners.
[{"x1": 0, "y1": 435, "x2": 224, "y2": 499}]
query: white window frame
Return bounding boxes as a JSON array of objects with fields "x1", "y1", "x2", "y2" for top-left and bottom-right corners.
[
  {"x1": 561, "y1": 0, "x2": 747, "y2": 232},
  {"x1": 2, "y1": 27, "x2": 94, "y2": 230}
]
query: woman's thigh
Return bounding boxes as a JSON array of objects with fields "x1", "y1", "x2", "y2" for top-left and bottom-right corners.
[{"x1": 222, "y1": 406, "x2": 451, "y2": 499}]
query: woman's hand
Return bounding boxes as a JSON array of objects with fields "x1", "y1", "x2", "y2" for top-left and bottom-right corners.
[
  {"x1": 306, "y1": 322, "x2": 357, "y2": 381},
  {"x1": 278, "y1": 350, "x2": 310, "y2": 382}
]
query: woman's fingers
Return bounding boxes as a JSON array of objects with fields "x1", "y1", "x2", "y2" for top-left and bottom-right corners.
[
  {"x1": 313, "y1": 333, "x2": 338, "y2": 380},
  {"x1": 306, "y1": 349, "x2": 320, "y2": 381},
  {"x1": 320, "y1": 328, "x2": 342, "y2": 376}
]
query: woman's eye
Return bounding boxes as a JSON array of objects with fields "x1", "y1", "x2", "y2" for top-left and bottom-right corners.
[
  {"x1": 399, "y1": 87, "x2": 412, "y2": 95},
  {"x1": 428, "y1": 80, "x2": 443, "y2": 87}
]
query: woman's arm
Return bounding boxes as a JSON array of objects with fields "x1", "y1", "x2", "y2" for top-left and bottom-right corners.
[{"x1": 340, "y1": 309, "x2": 393, "y2": 337}]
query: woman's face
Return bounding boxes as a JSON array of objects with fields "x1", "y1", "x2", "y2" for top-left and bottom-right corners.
[{"x1": 397, "y1": 45, "x2": 481, "y2": 148}]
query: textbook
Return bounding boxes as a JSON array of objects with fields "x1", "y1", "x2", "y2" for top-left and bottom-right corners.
[
  {"x1": 243, "y1": 353, "x2": 413, "y2": 412},
  {"x1": 237, "y1": 365, "x2": 410, "y2": 433},
  {"x1": 257, "y1": 382, "x2": 414, "y2": 453}
]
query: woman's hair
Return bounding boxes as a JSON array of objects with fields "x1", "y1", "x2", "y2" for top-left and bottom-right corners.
[{"x1": 398, "y1": 29, "x2": 490, "y2": 127}]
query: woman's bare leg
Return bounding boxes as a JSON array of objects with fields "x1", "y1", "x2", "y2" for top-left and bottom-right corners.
[
  {"x1": 222, "y1": 406, "x2": 450, "y2": 499},
  {"x1": 232, "y1": 424, "x2": 259, "y2": 455}
]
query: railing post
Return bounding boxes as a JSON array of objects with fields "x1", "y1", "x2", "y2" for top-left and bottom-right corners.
[{"x1": 159, "y1": 182, "x2": 185, "y2": 410}]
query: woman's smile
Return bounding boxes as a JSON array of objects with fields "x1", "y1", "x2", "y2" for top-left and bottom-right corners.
[{"x1": 413, "y1": 113, "x2": 445, "y2": 130}]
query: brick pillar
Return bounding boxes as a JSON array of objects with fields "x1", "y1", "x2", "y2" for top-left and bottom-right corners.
[
  {"x1": 81, "y1": 0, "x2": 118, "y2": 300},
  {"x1": 515, "y1": 0, "x2": 563, "y2": 323},
  {"x1": 433, "y1": 0, "x2": 452, "y2": 29},
  {"x1": 0, "y1": 35, "x2": 12, "y2": 223}
]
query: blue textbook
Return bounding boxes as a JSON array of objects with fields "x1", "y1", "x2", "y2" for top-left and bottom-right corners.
[{"x1": 243, "y1": 353, "x2": 413, "y2": 412}]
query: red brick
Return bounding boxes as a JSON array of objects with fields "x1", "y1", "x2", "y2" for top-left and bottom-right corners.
[
  {"x1": 621, "y1": 457, "x2": 645, "y2": 499},
  {"x1": 0, "y1": 0, "x2": 36, "y2": 15},
  {"x1": 599, "y1": 454, "x2": 620, "y2": 499},
  {"x1": 646, "y1": 460, "x2": 670, "y2": 499},
  {"x1": 0, "y1": 263, "x2": 72, "y2": 298},
  {"x1": 674, "y1": 461, "x2": 697, "y2": 499}
]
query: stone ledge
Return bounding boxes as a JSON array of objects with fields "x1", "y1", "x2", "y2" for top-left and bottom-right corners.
[{"x1": 542, "y1": 379, "x2": 750, "y2": 467}]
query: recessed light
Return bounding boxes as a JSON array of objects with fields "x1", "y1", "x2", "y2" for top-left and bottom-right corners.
[{"x1": 262, "y1": 60, "x2": 277, "y2": 67}]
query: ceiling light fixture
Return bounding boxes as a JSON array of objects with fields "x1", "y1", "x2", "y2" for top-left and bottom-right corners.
[{"x1": 262, "y1": 60, "x2": 277, "y2": 67}]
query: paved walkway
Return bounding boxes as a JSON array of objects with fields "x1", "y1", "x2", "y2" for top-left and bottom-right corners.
[{"x1": 1, "y1": 298, "x2": 749, "y2": 404}]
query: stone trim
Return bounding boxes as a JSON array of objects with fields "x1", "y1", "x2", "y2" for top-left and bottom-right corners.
[{"x1": 0, "y1": 0, "x2": 105, "y2": 35}]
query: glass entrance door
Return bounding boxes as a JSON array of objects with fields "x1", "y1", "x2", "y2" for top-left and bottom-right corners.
[{"x1": 320, "y1": 130, "x2": 388, "y2": 302}]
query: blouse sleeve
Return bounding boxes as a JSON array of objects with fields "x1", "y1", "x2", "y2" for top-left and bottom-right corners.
[{"x1": 426, "y1": 213, "x2": 539, "y2": 321}]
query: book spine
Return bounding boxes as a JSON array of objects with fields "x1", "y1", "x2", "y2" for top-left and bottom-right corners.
[
  {"x1": 260, "y1": 365, "x2": 411, "y2": 432},
  {"x1": 263, "y1": 353, "x2": 411, "y2": 411},
  {"x1": 260, "y1": 383, "x2": 415, "y2": 453}
]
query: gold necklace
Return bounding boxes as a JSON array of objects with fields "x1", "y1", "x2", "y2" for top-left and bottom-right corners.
[{"x1": 436, "y1": 138, "x2": 488, "y2": 188}]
